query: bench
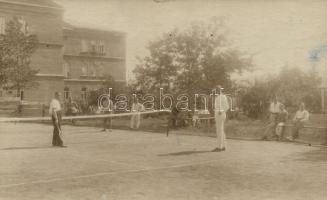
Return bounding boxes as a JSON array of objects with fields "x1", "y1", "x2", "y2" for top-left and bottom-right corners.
[{"x1": 281, "y1": 124, "x2": 327, "y2": 145}]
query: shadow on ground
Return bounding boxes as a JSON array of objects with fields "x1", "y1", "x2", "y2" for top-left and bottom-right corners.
[
  {"x1": 158, "y1": 150, "x2": 212, "y2": 156},
  {"x1": 0, "y1": 146, "x2": 54, "y2": 151}
]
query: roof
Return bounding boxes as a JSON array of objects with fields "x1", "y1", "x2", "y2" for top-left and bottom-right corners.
[
  {"x1": 0, "y1": 0, "x2": 63, "y2": 10},
  {"x1": 63, "y1": 21, "x2": 126, "y2": 36}
]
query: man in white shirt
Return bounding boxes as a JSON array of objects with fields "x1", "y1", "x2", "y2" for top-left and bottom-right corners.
[
  {"x1": 212, "y1": 85, "x2": 230, "y2": 152},
  {"x1": 130, "y1": 98, "x2": 145, "y2": 129},
  {"x1": 101, "y1": 97, "x2": 114, "y2": 132},
  {"x1": 287, "y1": 102, "x2": 309, "y2": 141},
  {"x1": 262, "y1": 96, "x2": 281, "y2": 140},
  {"x1": 49, "y1": 92, "x2": 65, "y2": 147}
]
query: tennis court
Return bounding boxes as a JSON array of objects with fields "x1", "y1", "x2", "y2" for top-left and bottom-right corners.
[{"x1": 1, "y1": 122, "x2": 327, "y2": 200}]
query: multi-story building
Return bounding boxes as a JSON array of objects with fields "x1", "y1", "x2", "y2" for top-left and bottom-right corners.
[
  {"x1": 0, "y1": 0, "x2": 126, "y2": 105},
  {"x1": 63, "y1": 23, "x2": 126, "y2": 101},
  {"x1": 0, "y1": 0, "x2": 65, "y2": 103}
]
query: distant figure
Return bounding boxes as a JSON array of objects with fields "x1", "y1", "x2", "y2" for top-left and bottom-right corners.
[
  {"x1": 262, "y1": 95, "x2": 281, "y2": 140},
  {"x1": 130, "y1": 98, "x2": 145, "y2": 129},
  {"x1": 287, "y1": 102, "x2": 309, "y2": 141},
  {"x1": 212, "y1": 85, "x2": 230, "y2": 152},
  {"x1": 101, "y1": 97, "x2": 114, "y2": 132},
  {"x1": 276, "y1": 104, "x2": 288, "y2": 140},
  {"x1": 66, "y1": 97, "x2": 78, "y2": 125},
  {"x1": 170, "y1": 106, "x2": 179, "y2": 128},
  {"x1": 49, "y1": 92, "x2": 65, "y2": 147},
  {"x1": 192, "y1": 110, "x2": 199, "y2": 127}
]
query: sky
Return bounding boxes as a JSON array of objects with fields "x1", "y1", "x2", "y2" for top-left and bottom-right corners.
[{"x1": 54, "y1": 0, "x2": 327, "y2": 83}]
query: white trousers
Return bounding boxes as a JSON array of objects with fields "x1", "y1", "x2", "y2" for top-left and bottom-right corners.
[
  {"x1": 215, "y1": 112, "x2": 227, "y2": 149},
  {"x1": 130, "y1": 113, "x2": 141, "y2": 129}
]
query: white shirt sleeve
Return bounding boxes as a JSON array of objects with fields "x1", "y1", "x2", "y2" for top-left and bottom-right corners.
[
  {"x1": 224, "y1": 95, "x2": 230, "y2": 111},
  {"x1": 301, "y1": 111, "x2": 309, "y2": 122},
  {"x1": 49, "y1": 100, "x2": 54, "y2": 115}
]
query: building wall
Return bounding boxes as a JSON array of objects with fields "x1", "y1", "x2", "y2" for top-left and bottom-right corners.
[
  {"x1": 24, "y1": 77, "x2": 64, "y2": 103},
  {"x1": 0, "y1": 1, "x2": 64, "y2": 103},
  {"x1": 63, "y1": 29, "x2": 126, "y2": 82},
  {"x1": 64, "y1": 80, "x2": 103, "y2": 101},
  {"x1": 64, "y1": 57, "x2": 125, "y2": 80},
  {"x1": 0, "y1": 1, "x2": 126, "y2": 106},
  {"x1": 62, "y1": 28, "x2": 126, "y2": 102}
]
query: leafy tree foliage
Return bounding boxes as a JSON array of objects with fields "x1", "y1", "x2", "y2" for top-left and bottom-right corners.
[
  {"x1": 0, "y1": 17, "x2": 39, "y2": 96},
  {"x1": 239, "y1": 66, "x2": 321, "y2": 118},
  {"x1": 133, "y1": 18, "x2": 252, "y2": 96},
  {"x1": 87, "y1": 74, "x2": 126, "y2": 107}
]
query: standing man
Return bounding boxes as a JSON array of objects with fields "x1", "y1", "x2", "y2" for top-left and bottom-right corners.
[
  {"x1": 287, "y1": 102, "x2": 309, "y2": 141},
  {"x1": 49, "y1": 92, "x2": 65, "y2": 147},
  {"x1": 130, "y1": 97, "x2": 145, "y2": 129},
  {"x1": 212, "y1": 85, "x2": 230, "y2": 152},
  {"x1": 101, "y1": 97, "x2": 114, "y2": 132},
  {"x1": 262, "y1": 95, "x2": 281, "y2": 140},
  {"x1": 276, "y1": 104, "x2": 288, "y2": 141}
]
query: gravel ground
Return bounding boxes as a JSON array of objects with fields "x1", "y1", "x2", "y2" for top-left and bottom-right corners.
[{"x1": 0, "y1": 122, "x2": 327, "y2": 200}]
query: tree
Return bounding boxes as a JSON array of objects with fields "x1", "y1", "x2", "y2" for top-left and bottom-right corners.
[
  {"x1": 133, "y1": 18, "x2": 252, "y2": 96},
  {"x1": 87, "y1": 74, "x2": 126, "y2": 107},
  {"x1": 239, "y1": 66, "x2": 322, "y2": 118},
  {"x1": 275, "y1": 66, "x2": 321, "y2": 112},
  {"x1": 0, "y1": 17, "x2": 39, "y2": 97}
]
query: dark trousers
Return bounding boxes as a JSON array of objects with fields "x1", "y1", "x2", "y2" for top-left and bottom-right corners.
[
  {"x1": 292, "y1": 121, "x2": 304, "y2": 139},
  {"x1": 263, "y1": 113, "x2": 278, "y2": 138},
  {"x1": 52, "y1": 111, "x2": 63, "y2": 146},
  {"x1": 103, "y1": 118, "x2": 112, "y2": 130}
]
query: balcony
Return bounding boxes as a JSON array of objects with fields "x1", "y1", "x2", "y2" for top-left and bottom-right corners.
[{"x1": 79, "y1": 50, "x2": 106, "y2": 57}]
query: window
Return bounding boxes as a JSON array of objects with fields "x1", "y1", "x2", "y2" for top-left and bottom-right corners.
[
  {"x1": 80, "y1": 39, "x2": 105, "y2": 55},
  {"x1": 81, "y1": 66, "x2": 87, "y2": 76},
  {"x1": 97, "y1": 63, "x2": 104, "y2": 77},
  {"x1": 99, "y1": 41, "x2": 105, "y2": 54},
  {"x1": 63, "y1": 62, "x2": 71, "y2": 78},
  {"x1": 64, "y1": 87, "x2": 70, "y2": 100},
  {"x1": 81, "y1": 87, "x2": 87, "y2": 100},
  {"x1": 81, "y1": 40, "x2": 88, "y2": 52},
  {"x1": 20, "y1": 91, "x2": 24, "y2": 100},
  {"x1": 90, "y1": 41, "x2": 96, "y2": 52},
  {"x1": 0, "y1": 17, "x2": 5, "y2": 35}
]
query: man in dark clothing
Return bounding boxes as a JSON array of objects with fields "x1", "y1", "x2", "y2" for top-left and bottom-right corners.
[{"x1": 49, "y1": 92, "x2": 65, "y2": 147}]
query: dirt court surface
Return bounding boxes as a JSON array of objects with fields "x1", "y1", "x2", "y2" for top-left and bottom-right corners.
[{"x1": 0, "y1": 122, "x2": 327, "y2": 200}]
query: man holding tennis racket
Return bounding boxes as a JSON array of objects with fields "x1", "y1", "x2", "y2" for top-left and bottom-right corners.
[
  {"x1": 49, "y1": 92, "x2": 66, "y2": 147},
  {"x1": 212, "y1": 85, "x2": 230, "y2": 152}
]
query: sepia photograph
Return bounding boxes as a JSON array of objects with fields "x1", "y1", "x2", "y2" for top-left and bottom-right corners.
[{"x1": 0, "y1": 0, "x2": 327, "y2": 199}]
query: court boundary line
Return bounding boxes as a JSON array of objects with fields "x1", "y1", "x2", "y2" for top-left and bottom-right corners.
[{"x1": 0, "y1": 159, "x2": 219, "y2": 189}]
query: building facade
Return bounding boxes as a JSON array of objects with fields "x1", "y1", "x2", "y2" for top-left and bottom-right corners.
[
  {"x1": 0, "y1": 0, "x2": 126, "y2": 105},
  {"x1": 63, "y1": 24, "x2": 126, "y2": 102}
]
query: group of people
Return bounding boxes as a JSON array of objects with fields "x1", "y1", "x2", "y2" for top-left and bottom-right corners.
[
  {"x1": 49, "y1": 92, "x2": 145, "y2": 148},
  {"x1": 48, "y1": 89, "x2": 311, "y2": 150},
  {"x1": 262, "y1": 96, "x2": 310, "y2": 141},
  {"x1": 100, "y1": 97, "x2": 145, "y2": 132}
]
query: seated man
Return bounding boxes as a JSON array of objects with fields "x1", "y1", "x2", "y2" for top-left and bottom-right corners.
[
  {"x1": 262, "y1": 96, "x2": 281, "y2": 140},
  {"x1": 275, "y1": 104, "x2": 288, "y2": 141},
  {"x1": 287, "y1": 102, "x2": 309, "y2": 141}
]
